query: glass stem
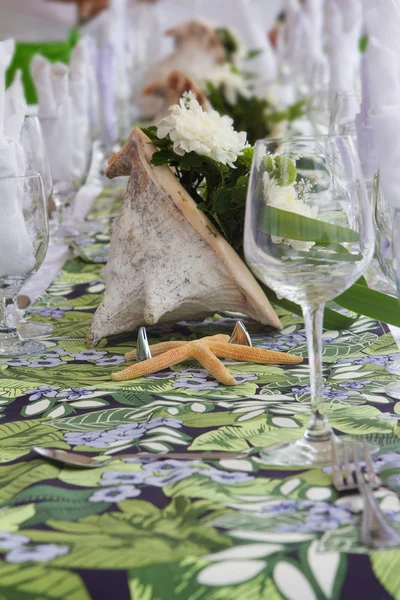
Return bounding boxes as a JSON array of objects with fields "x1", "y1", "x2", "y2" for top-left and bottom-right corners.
[
  {"x1": 302, "y1": 303, "x2": 332, "y2": 443},
  {"x1": 0, "y1": 296, "x2": 23, "y2": 348}
]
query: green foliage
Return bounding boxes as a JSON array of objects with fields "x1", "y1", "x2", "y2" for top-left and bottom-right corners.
[
  {"x1": 215, "y1": 27, "x2": 240, "y2": 61},
  {"x1": 206, "y1": 83, "x2": 305, "y2": 144},
  {"x1": 359, "y1": 34, "x2": 369, "y2": 53},
  {"x1": 143, "y1": 126, "x2": 251, "y2": 255}
]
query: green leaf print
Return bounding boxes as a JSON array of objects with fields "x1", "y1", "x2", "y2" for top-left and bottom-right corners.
[
  {"x1": 371, "y1": 550, "x2": 400, "y2": 600},
  {"x1": 0, "y1": 504, "x2": 35, "y2": 532},
  {"x1": 326, "y1": 405, "x2": 395, "y2": 435},
  {"x1": 0, "y1": 461, "x2": 60, "y2": 504},
  {"x1": 364, "y1": 333, "x2": 399, "y2": 356},
  {"x1": 189, "y1": 418, "x2": 302, "y2": 452},
  {"x1": 19, "y1": 507, "x2": 232, "y2": 570},
  {"x1": 8, "y1": 485, "x2": 110, "y2": 527},
  {"x1": 0, "y1": 420, "x2": 65, "y2": 449},
  {"x1": 129, "y1": 556, "x2": 283, "y2": 600},
  {"x1": 49, "y1": 407, "x2": 162, "y2": 432},
  {"x1": 0, "y1": 564, "x2": 90, "y2": 600}
]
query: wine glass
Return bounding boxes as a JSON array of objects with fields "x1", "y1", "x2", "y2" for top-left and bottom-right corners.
[
  {"x1": 39, "y1": 114, "x2": 92, "y2": 243},
  {"x1": 372, "y1": 173, "x2": 400, "y2": 398},
  {"x1": 0, "y1": 173, "x2": 49, "y2": 356},
  {"x1": 17, "y1": 116, "x2": 54, "y2": 338},
  {"x1": 329, "y1": 91, "x2": 361, "y2": 139},
  {"x1": 244, "y1": 135, "x2": 375, "y2": 466}
]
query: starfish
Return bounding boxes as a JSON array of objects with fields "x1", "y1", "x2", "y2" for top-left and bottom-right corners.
[{"x1": 112, "y1": 334, "x2": 303, "y2": 386}]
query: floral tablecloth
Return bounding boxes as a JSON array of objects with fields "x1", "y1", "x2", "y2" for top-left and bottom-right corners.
[{"x1": 1, "y1": 188, "x2": 400, "y2": 599}]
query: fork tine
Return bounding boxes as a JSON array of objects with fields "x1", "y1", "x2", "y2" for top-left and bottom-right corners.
[
  {"x1": 362, "y1": 438, "x2": 381, "y2": 487},
  {"x1": 344, "y1": 443, "x2": 355, "y2": 487},
  {"x1": 352, "y1": 442, "x2": 364, "y2": 487},
  {"x1": 331, "y1": 439, "x2": 344, "y2": 490}
]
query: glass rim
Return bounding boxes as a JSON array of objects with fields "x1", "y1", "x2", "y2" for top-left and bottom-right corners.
[
  {"x1": 0, "y1": 171, "x2": 43, "y2": 183},
  {"x1": 254, "y1": 134, "x2": 357, "y2": 146}
]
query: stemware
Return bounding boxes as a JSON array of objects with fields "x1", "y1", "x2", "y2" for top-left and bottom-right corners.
[
  {"x1": 329, "y1": 91, "x2": 361, "y2": 139},
  {"x1": 17, "y1": 116, "x2": 54, "y2": 338},
  {"x1": 372, "y1": 174, "x2": 400, "y2": 398},
  {"x1": 0, "y1": 173, "x2": 49, "y2": 356},
  {"x1": 244, "y1": 135, "x2": 375, "y2": 466},
  {"x1": 39, "y1": 115, "x2": 92, "y2": 243}
]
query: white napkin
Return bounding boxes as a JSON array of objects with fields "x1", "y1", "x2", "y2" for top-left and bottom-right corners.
[
  {"x1": 355, "y1": 56, "x2": 378, "y2": 181},
  {"x1": 363, "y1": 0, "x2": 400, "y2": 206},
  {"x1": 31, "y1": 55, "x2": 75, "y2": 183},
  {"x1": 81, "y1": 36, "x2": 101, "y2": 140},
  {"x1": 70, "y1": 40, "x2": 91, "y2": 180},
  {"x1": 96, "y1": 15, "x2": 118, "y2": 145},
  {"x1": 30, "y1": 54, "x2": 56, "y2": 116},
  {"x1": 0, "y1": 43, "x2": 36, "y2": 277},
  {"x1": 326, "y1": 0, "x2": 362, "y2": 104}
]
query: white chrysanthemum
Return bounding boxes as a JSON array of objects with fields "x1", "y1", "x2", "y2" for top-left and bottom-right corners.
[
  {"x1": 264, "y1": 174, "x2": 319, "y2": 252},
  {"x1": 157, "y1": 92, "x2": 249, "y2": 168},
  {"x1": 206, "y1": 64, "x2": 252, "y2": 105}
]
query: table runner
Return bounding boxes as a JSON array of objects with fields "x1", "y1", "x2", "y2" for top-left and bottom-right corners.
[{"x1": 1, "y1": 188, "x2": 400, "y2": 599}]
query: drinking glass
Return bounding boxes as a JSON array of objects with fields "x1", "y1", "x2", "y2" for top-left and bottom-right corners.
[
  {"x1": 39, "y1": 115, "x2": 92, "y2": 242},
  {"x1": 372, "y1": 173, "x2": 400, "y2": 398},
  {"x1": 0, "y1": 173, "x2": 49, "y2": 356},
  {"x1": 244, "y1": 136, "x2": 375, "y2": 466},
  {"x1": 329, "y1": 91, "x2": 361, "y2": 139},
  {"x1": 17, "y1": 116, "x2": 54, "y2": 338}
]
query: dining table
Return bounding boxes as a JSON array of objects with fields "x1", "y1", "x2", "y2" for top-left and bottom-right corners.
[{"x1": 1, "y1": 181, "x2": 400, "y2": 600}]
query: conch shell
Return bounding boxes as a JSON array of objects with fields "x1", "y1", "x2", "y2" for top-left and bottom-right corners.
[
  {"x1": 143, "y1": 70, "x2": 212, "y2": 122},
  {"x1": 87, "y1": 129, "x2": 281, "y2": 346}
]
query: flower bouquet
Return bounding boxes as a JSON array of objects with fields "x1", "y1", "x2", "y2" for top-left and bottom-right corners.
[{"x1": 88, "y1": 93, "x2": 400, "y2": 345}]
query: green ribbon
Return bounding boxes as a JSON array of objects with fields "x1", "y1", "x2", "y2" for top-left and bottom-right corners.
[{"x1": 6, "y1": 28, "x2": 79, "y2": 105}]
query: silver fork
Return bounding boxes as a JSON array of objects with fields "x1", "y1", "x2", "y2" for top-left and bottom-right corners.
[{"x1": 331, "y1": 439, "x2": 400, "y2": 549}]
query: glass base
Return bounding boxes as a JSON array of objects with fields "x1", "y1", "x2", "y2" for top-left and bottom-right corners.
[
  {"x1": 259, "y1": 435, "x2": 379, "y2": 467},
  {"x1": 51, "y1": 223, "x2": 80, "y2": 244},
  {"x1": 385, "y1": 382, "x2": 400, "y2": 400},
  {"x1": 387, "y1": 360, "x2": 400, "y2": 376},
  {"x1": 18, "y1": 322, "x2": 54, "y2": 339},
  {"x1": 0, "y1": 339, "x2": 46, "y2": 357}
]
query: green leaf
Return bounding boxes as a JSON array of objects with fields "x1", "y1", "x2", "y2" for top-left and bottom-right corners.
[
  {"x1": 326, "y1": 405, "x2": 394, "y2": 435},
  {"x1": 0, "y1": 565, "x2": 90, "y2": 600},
  {"x1": 262, "y1": 287, "x2": 357, "y2": 331},
  {"x1": 371, "y1": 550, "x2": 400, "y2": 599},
  {"x1": 359, "y1": 34, "x2": 369, "y2": 53},
  {"x1": 0, "y1": 420, "x2": 65, "y2": 448},
  {"x1": 9, "y1": 485, "x2": 109, "y2": 526},
  {"x1": 50, "y1": 407, "x2": 160, "y2": 432},
  {"x1": 0, "y1": 461, "x2": 60, "y2": 504},
  {"x1": 0, "y1": 504, "x2": 35, "y2": 532},
  {"x1": 335, "y1": 284, "x2": 400, "y2": 328},
  {"x1": 260, "y1": 206, "x2": 359, "y2": 243}
]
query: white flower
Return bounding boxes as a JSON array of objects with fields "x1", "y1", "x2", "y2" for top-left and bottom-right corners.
[
  {"x1": 264, "y1": 175, "x2": 319, "y2": 252},
  {"x1": 206, "y1": 64, "x2": 252, "y2": 105},
  {"x1": 157, "y1": 92, "x2": 249, "y2": 168}
]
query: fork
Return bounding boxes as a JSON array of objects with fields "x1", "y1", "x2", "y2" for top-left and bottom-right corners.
[{"x1": 331, "y1": 439, "x2": 400, "y2": 549}]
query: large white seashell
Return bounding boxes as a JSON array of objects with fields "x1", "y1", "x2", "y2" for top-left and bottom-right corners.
[{"x1": 87, "y1": 128, "x2": 281, "y2": 346}]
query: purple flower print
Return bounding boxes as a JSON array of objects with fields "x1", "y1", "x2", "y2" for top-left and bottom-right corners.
[
  {"x1": 6, "y1": 544, "x2": 69, "y2": 563},
  {"x1": 28, "y1": 358, "x2": 64, "y2": 368},
  {"x1": 262, "y1": 500, "x2": 301, "y2": 514},
  {"x1": 338, "y1": 381, "x2": 372, "y2": 389},
  {"x1": 0, "y1": 533, "x2": 30, "y2": 550},
  {"x1": 276, "y1": 502, "x2": 355, "y2": 533},
  {"x1": 96, "y1": 356, "x2": 126, "y2": 366},
  {"x1": 26, "y1": 385, "x2": 60, "y2": 401},
  {"x1": 140, "y1": 459, "x2": 199, "y2": 487},
  {"x1": 73, "y1": 350, "x2": 107, "y2": 361},
  {"x1": 204, "y1": 469, "x2": 254, "y2": 484},
  {"x1": 291, "y1": 385, "x2": 349, "y2": 400},
  {"x1": 373, "y1": 452, "x2": 400, "y2": 472},
  {"x1": 89, "y1": 485, "x2": 141, "y2": 503},
  {"x1": 64, "y1": 431, "x2": 105, "y2": 447},
  {"x1": 259, "y1": 333, "x2": 306, "y2": 352},
  {"x1": 100, "y1": 471, "x2": 145, "y2": 486},
  {"x1": 234, "y1": 374, "x2": 258, "y2": 384},
  {"x1": 338, "y1": 356, "x2": 389, "y2": 367},
  {"x1": 172, "y1": 378, "x2": 220, "y2": 391},
  {"x1": 145, "y1": 417, "x2": 182, "y2": 430},
  {"x1": 29, "y1": 308, "x2": 73, "y2": 319},
  {"x1": 1, "y1": 359, "x2": 30, "y2": 367},
  {"x1": 145, "y1": 371, "x2": 177, "y2": 380},
  {"x1": 323, "y1": 390, "x2": 349, "y2": 400},
  {"x1": 55, "y1": 388, "x2": 95, "y2": 401},
  {"x1": 292, "y1": 385, "x2": 312, "y2": 395}
]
